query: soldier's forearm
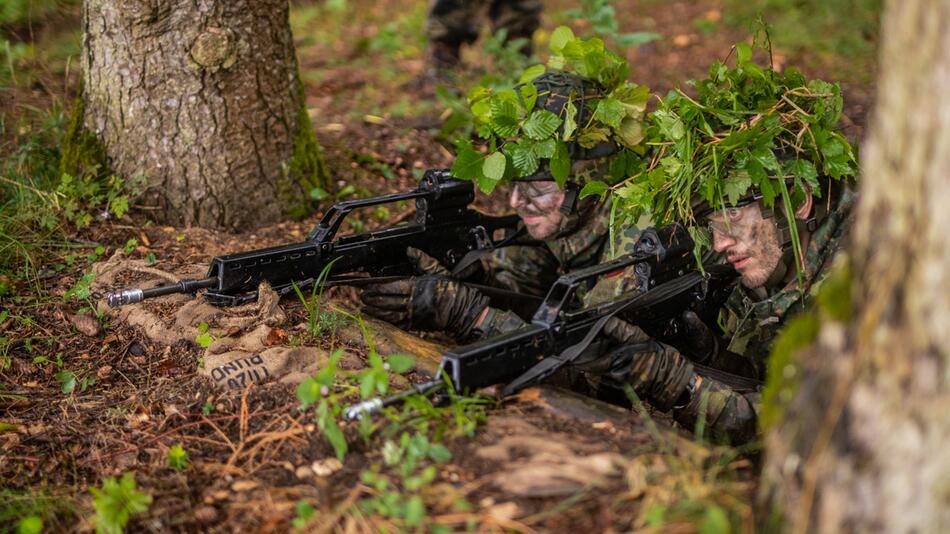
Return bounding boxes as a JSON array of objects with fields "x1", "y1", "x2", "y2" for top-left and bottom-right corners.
[{"x1": 473, "y1": 307, "x2": 528, "y2": 338}]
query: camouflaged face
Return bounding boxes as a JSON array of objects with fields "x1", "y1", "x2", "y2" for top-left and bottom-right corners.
[
  {"x1": 481, "y1": 199, "x2": 612, "y2": 298},
  {"x1": 721, "y1": 186, "x2": 856, "y2": 365},
  {"x1": 427, "y1": 0, "x2": 541, "y2": 46}
]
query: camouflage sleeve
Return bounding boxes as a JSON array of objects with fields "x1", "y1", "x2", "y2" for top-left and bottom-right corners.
[
  {"x1": 581, "y1": 224, "x2": 645, "y2": 307},
  {"x1": 479, "y1": 244, "x2": 561, "y2": 297},
  {"x1": 673, "y1": 375, "x2": 760, "y2": 445},
  {"x1": 589, "y1": 338, "x2": 761, "y2": 445},
  {"x1": 473, "y1": 306, "x2": 527, "y2": 338}
]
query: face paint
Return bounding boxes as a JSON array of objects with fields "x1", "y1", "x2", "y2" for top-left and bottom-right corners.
[
  {"x1": 709, "y1": 203, "x2": 783, "y2": 288},
  {"x1": 510, "y1": 181, "x2": 566, "y2": 240}
]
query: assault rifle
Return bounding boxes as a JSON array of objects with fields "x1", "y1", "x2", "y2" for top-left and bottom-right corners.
[
  {"x1": 344, "y1": 224, "x2": 737, "y2": 420},
  {"x1": 105, "y1": 170, "x2": 525, "y2": 308}
]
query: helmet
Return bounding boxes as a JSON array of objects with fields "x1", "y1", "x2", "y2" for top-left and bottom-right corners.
[{"x1": 522, "y1": 71, "x2": 618, "y2": 169}]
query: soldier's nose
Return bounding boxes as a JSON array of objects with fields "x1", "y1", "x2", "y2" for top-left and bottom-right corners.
[
  {"x1": 712, "y1": 231, "x2": 735, "y2": 254},
  {"x1": 510, "y1": 188, "x2": 524, "y2": 209}
]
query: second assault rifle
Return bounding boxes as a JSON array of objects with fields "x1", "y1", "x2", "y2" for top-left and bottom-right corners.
[
  {"x1": 105, "y1": 170, "x2": 524, "y2": 307},
  {"x1": 345, "y1": 224, "x2": 737, "y2": 420}
]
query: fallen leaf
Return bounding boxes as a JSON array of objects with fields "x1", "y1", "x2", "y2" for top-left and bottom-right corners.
[
  {"x1": 226, "y1": 326, "x2": 242, "y2": 337},
  {"x1": 194, "y1": 505, "x2": 217, "y2": 523},
  {"x1": 264, "y1": 327, "x2": 287, "y2": 346},
  {"x1": 673, "y1": 34, "x2": 693, "y2": 47},
  {"x1": 311, "y1": 458, "x2": 343, "y2": 477},
  {"x1": 485, "y1": 502, "x2": 521, "y2": 522},
  {"x1": 69, "y1": 314, "x2": 101, "y2": 337},
  {"x1": 231, "y1": 480, "x2": 259, "y2": 492},
  {"x1": 97, "y1": 365, "x2": 113, "y2": 379}
]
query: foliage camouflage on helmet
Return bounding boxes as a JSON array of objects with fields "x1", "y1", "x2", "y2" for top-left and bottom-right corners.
[
  {"x1": 451, "y1": 26, "x2": 650, "y2": 194},
  {"x1": 581, "y1": 39, "x2": 859, "y2": 268}
]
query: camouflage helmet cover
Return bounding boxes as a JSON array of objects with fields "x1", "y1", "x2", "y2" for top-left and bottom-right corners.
[{"x1": 513, "y1": 71, "x2": 618, "y2": 182}]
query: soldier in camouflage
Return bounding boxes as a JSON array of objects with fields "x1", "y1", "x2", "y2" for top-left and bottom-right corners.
[
  {"x1": 590, "y1": 178, "x2": 858, "y2": 444},
  {"x1": 426, "y1": 0, "x2": 542, "y2": 75},
  {"x1": 360, "y1": 72, "x2": 638, "y2": 341}
]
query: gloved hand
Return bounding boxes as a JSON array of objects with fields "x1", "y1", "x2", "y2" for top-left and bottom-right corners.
[
  {"x1": 678, "y1": 310, "x2": 719, "y2": 364},
  {"x1": 360, "y1": 248, "x2": 490, "y2": 337},
  {"x1": 592, "y1": 338, "x2": 696, "y2": 412}
]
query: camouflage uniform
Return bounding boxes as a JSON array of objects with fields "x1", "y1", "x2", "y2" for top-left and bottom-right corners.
[
  {"x1": 427, "y1": 0, "x2": 542, "y2": 67},
  {"x1": 475, "y1": 198, "x2": 646, "y2": 336},
  {"x1": 475, "y1": 185, "x2": 856, "y2": 444},
  {"x1": 603, "y1": 187, "x2": 858, "y2": 444}
]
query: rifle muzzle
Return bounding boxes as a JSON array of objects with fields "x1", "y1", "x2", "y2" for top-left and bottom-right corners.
[{"x1": 106, "y1": 288, "x2": 145, "y2": 307}]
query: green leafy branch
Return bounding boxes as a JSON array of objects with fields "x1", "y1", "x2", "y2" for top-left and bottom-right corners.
[
  {"x1": 452, "y1": 26, "x2": 650, "y2": 193},
  {"x1": 583, "y1": 40, "x2": 858, "y2": 274}
]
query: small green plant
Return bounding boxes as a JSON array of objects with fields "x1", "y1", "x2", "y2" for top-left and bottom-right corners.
[
  {"x1": 565, "y1": 0, "x2": 662, "y2": 48},
  {"x1": 292, "y1": 257, "x2": 346, "y2": 339},
  {"x1": 201, "y1": 401, "x2": 214, "y2": 415},
  {"x1": 56, "y1": 173, "x2": 145, "y2": 229},
  {"x1": 55, "y1": 369, "x2": 95, "y2": 394},
  {"x1": 34, "y1": 351, "x2": 95, "y2": 394},
  {"x1": 166, "y1": 445, "x2": 189, "y2": 471},
  {"x1": 194, "y1": 322, "x2": 213, "y2": 349},
  {"x1": 16, "y1": 515, "x2": 43, "y2": 534},
  {"x1": 292, "y1": 500, "x2": 316, "y2": 529},
  {"x1": 0, "y1": 489, "x2": 77, "y2": 533},
  {"x1": 61, "y1": 268, "x2": 108, "y2": 325},
  {"x1": 122, "y1": 239, "x2": 138, "y2": 254},
  {"x1": 297, "y1": 348, "x2": 351, "y2": 459},
  {"x1": 90, "y1": 473, "x2": 152, "y2": 534},
  {"x1": 357, "y1": 430, "x2": 453, "y2": 529}
]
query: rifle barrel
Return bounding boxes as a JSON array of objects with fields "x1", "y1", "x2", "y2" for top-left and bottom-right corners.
[
  {"x1": 344, "y1": 378, "x2": 444, "y2": 421},
  {"x1": 105, "y1": 277, "x2": 217, "y2": 307}
]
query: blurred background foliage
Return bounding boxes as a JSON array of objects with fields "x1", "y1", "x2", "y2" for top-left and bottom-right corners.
[{"x1": 724, "y1": 0, "x2": 882, "y2": 80}]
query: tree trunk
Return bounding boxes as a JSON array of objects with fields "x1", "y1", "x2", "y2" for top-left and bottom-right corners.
[
  {"x1": 76, "y1": 0, "x2": 329, "y2": 230},
  {"x1": 762, "y1": 1, "x2": 950, "y2": 532}
]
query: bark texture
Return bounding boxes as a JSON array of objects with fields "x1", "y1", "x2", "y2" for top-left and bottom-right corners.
[
  {"x1": 80, "y1": 0, "x2": 328, "y2": 229},
  {"x1": 762, "y1": 1, "x2": 950, "y2": 532}
]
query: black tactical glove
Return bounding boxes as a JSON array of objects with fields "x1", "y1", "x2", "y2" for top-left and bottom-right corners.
[
  {"x1": 594, "y1": 339, "x2": 696, "y2": 412},
  {"x1": 360, "y1": 248, "x2": 490, "y2": 338},
  {"x1": 678, "y1": 310, "x2": 719, "y2": 364}
]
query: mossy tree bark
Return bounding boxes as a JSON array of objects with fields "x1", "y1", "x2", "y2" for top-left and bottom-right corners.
[
  {"x1": 762, "y1": 1, "x2": 950, "y2": 532},
  {"x1": 76, "y1": 0, "x2": 329, "y2": 229}
]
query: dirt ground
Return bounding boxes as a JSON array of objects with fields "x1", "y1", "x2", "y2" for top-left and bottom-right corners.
[{"x1": 1, "y1": 0, "x2": 875, "y2": 531}]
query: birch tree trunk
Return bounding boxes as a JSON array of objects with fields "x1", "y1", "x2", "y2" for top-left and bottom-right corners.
[
  {"x1": 762, "y1": 1, "x2": 950, "y2": 532},
  {"x1": 75, "y1": 0, "x2": 328, "y2": 229}
]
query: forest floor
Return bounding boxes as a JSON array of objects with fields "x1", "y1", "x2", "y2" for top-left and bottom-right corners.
[{"x1": 1, "y1": 0, "x2": 878, "y2": 531}]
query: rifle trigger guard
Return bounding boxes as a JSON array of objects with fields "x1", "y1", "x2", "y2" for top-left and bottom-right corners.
[{"x1": 470, "y1": 225, "x2": 491, "y2": 250}]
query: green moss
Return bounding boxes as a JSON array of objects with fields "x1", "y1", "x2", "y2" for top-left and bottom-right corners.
[
  {"x1": 760, "y1": 260, "x2": 853, "y2": 432},
  {"x1": 59, "y1": 85, "x2": 108, "y2": 180},
  {"x1": 278, "y1": 79, "x2": 331, "y2": 219},
  {"x1": 759, "y1": 312, "x2": 818, "y2": 432}
]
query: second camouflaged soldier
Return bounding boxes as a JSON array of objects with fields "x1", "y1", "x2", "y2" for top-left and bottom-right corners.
[{"x1": 360, "y1": 70, "x2": 648, "y2": 341}]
